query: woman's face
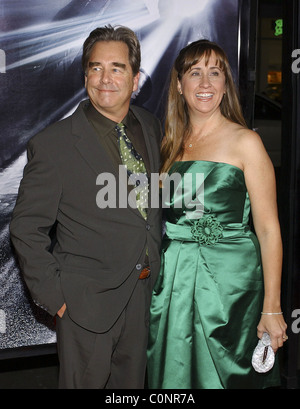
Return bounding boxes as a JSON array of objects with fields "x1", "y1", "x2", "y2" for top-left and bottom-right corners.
[{"x1": 177, "y1": 51, "x2": 226, "y2": 119}]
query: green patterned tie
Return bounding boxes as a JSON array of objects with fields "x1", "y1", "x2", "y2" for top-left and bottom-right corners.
[{"x1": 115, "y1": 123, "x2": 149, "y2": 219}]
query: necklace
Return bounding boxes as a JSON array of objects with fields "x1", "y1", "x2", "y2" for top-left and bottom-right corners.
[
  {"x1": 186, "y1": 129, "x2": 213, "y2": 149},
  {"x1": 185, "y1": 120, "x2": 224, "y2": 149}
]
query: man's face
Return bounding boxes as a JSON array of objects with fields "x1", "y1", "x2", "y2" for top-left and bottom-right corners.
[{"x1": 85, "y1": 41, "x2": 140, "y2": 122}]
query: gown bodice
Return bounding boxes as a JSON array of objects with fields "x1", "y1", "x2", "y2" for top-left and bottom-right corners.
[
  {"x1": 165, "y1": 160, "x2": 249, "y2": 223},
  {"x1": 162, "y1": 160, "x2": 251, "y2": 246}
]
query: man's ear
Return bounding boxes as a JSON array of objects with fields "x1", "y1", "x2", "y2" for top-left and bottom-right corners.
[{"x1": 133, "y1": 71, "x2": 140, "y2": 93}]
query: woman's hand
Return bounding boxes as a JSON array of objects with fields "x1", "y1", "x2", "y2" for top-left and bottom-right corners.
[{"x1": 257, "y1": 314, "x2": 288, "y2": 352}]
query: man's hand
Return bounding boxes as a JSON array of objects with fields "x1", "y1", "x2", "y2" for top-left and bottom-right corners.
[{"x1": 57, "y1": 303, "x2": 66, "y2": 318}]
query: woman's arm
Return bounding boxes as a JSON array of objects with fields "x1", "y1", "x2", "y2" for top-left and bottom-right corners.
[{"x1": 240, "y1": 129, "x2": 287, "y2": 352}]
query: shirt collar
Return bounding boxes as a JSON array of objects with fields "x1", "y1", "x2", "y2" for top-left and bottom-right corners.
[{"x1": 85, "y1": 100, "x2": 135, "y2": 137}]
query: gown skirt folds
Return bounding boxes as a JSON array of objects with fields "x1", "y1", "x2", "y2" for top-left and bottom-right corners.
[{"x1": 147, "y1": 161, "x2": 281, "y2": 389}]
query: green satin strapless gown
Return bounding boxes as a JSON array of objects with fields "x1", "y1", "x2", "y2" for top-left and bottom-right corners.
[{"x1": 147, "y1": 161, "x2": 281, "y2": 389}]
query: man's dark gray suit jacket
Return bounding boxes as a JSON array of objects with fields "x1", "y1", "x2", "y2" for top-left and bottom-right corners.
[{"x1": 10, "y1": 100, "x2": 162, "y2": 333}]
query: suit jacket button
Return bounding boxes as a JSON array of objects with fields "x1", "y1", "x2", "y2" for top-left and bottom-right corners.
[{"x1": 146, "y1": 224, "x2": 151, "y2": 231}]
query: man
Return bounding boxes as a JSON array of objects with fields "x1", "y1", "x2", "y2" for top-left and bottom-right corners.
[{"x1": 10, "y1": 25, "x2": 162, "y2": 389}]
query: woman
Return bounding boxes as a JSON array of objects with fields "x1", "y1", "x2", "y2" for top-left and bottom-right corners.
[{"x1": 147, "y1": 40, "x2": 287, "y2": 389}]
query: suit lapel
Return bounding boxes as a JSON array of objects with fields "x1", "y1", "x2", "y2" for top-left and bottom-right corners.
[
  {"x1": 130, "y1": 105, "x2": 160, "y2": 219},
  {"x1": 130, "y1": 105, "x2": 156, "y2": 175}
]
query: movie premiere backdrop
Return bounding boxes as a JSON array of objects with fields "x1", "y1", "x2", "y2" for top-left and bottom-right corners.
[{"x1": 0, "y1": 0, "x2": 251, "y2": 355}]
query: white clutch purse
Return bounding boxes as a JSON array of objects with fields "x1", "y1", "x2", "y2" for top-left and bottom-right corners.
[{"x1": 251, "y1": 333, "x2": 275, "y2": 373}]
